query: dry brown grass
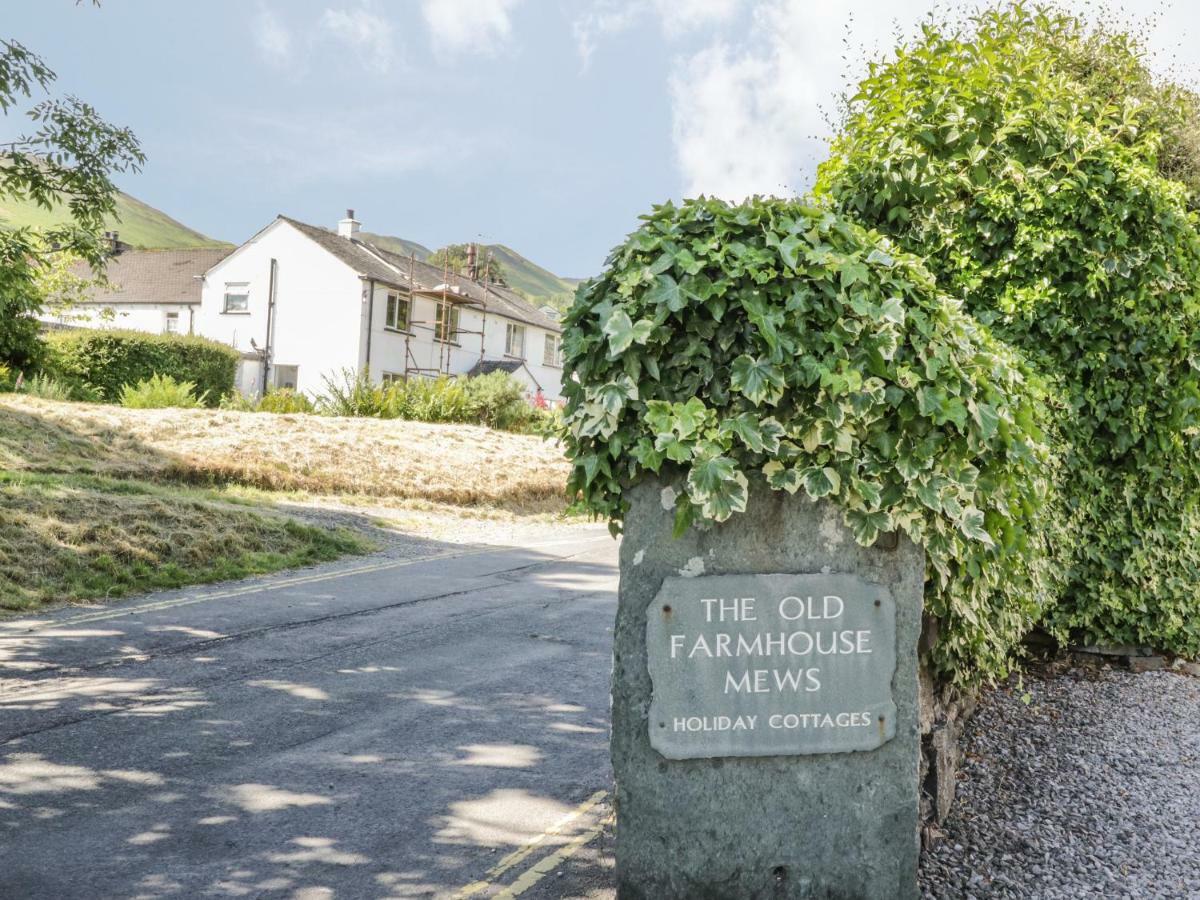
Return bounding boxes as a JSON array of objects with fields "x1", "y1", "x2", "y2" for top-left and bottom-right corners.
[{"x1": 0, "y1": 396, "x2": 571, "y2": 511}]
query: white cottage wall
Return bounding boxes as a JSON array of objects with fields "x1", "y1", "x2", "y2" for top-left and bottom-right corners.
[{"x1": 196, "y1": 221, "x2": 364, "y2": 397}]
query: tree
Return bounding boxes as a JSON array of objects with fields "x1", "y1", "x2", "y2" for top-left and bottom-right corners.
[
  {"x1": 427, "y1": 243, "x2": 508, "y2": 286},
  {"x1": 0, "y1": 34, "x2": 143, "y2": 368}
]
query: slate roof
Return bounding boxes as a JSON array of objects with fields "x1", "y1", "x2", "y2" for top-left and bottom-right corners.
[
  {"x1": 467, "y1": 359, "x2": 524, "y2": 376},
  {"x1": 278, "y1": 215, "x2": 562, "y2": 333},
  {"x1": 70, "y1": 248, "x2": 231, "y2": 305}
]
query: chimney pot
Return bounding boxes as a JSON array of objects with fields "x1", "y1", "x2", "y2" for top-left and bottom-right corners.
[{"x1": 337, "y1": 209, "x2": 361, "y2": 240}]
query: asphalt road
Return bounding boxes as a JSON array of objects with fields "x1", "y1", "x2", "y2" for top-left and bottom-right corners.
[{"x1": 0, "y1": 530, "x2": 619, "y2": 899}]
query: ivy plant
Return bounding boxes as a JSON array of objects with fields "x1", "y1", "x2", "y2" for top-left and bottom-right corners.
[
  {"x1": 561, "y1": 196, "x2": 1061, "y2": 684},
  {"x1": 816, "y1": 3, "x2": 1200, "y2": 657}
]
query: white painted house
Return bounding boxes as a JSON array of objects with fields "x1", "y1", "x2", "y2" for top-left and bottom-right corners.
[
  {"x1": 40, "y1": 237, "x2": 230, "y2": 335},
  {"x1": 194, "y1": 212, "x2": 565, "y2": 400}
]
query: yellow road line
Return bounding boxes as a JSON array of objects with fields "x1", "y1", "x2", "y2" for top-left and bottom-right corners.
[
  {"x1": 453, "y1": 790, "x2": 608, "y2": 899},
  {"x1": 495, "y1": 810, "x2": 613, "y2": 899}
]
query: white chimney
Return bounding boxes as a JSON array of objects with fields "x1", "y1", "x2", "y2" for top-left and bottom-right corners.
[{"x1": 337, "y1": 208, "x2": 360, "y2": 240}]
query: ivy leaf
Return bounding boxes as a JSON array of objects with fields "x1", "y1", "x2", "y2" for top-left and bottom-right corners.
[
  {"x1": 687, "y1": 455, "x2": 749, "y2": 522},
  {"x1": 763, "y1": 460, "x2": 802, "y2": 493},
  {"x1": 958, "y1": 507, "x2": 995, "y2": 546},
  {"x1": 879, "y1": 296, "x2": 906, "y2": 325},
  {"x1": 602, "y1": 309, "x2": 654, "y2": 358},
  {"x1": 779, "y1": 234, "x2": 805, "y2": 269},
  {"x1": 845, "y1": 508, "x2": 893, "y2": 546},
  {"x1": 801, "y1": 466, "x2": 841, "y2": 499},
  {"x1": 730, "y1": 355, "x2": 785, "y2": 405},
  {"x1": 646, "y1": 273, "x2": 686, "y2": 311}
]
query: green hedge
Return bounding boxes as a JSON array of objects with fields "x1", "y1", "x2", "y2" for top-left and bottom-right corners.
[
  {"x1": 561, "y1": 196, "x2": 1061, "y2": 685},
  {"x1": 815, "y1": 4, "x2": 1200, "y2": 658},
  {"x1": 44, "y1": 329, "x2": 238, "y2": 406}
]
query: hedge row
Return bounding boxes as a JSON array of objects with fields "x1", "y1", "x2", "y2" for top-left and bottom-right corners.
[
  {"x1": 44, "y1": 329, "x2": 238, "y2": 406},
  {"x1": 562, "y1": 5, "x2": 1200, "y2": 684}
]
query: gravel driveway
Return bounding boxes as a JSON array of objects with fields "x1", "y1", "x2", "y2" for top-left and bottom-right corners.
[{"x1": 920, "y1": 664, "x2": 1200, "y2": 899}]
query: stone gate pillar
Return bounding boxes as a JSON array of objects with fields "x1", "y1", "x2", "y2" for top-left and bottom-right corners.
[{"x1": 611, "y1": 479, "x2": 924, "y2": 899}]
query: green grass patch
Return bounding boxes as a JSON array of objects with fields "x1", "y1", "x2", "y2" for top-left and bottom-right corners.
[{"x1": 0, "y1": 470, "x2": 372, "y2": 613}]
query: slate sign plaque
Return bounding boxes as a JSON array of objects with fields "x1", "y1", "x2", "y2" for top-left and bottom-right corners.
[{"x1": 647, "y1": 573, "x2": 897, "y2": 759}]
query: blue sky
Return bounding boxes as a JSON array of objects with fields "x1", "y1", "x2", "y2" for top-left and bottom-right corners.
[{"x1": 5, "y1": 1, "x2": 1199, "y2": 278}]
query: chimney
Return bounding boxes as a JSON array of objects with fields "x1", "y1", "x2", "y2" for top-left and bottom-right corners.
[
  {"x1": 466, "y1": 242, "x2": 478, "y2": 281},
  {"x1": 104, "y1": 231, "x2": 120, "y2": 254},
  {"x1": 337, "y1": 208, "x2": 360, "y2": 240}
]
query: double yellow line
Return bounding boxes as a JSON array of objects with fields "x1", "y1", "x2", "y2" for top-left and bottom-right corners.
[{"x1": 453, "y1": 790, "x2": 611, "y2": 899}]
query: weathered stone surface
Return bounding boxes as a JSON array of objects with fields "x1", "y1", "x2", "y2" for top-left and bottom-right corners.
[{"x1": 613, "y1": 479, "x2": 924, "y2": 899}]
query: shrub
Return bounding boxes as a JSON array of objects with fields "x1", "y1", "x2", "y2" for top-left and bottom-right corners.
[
  {"x1": 462, "y1": 371, "x2": 532, "y2": 430},
  {"x1": 119, "y1": 374, "x2": 206, "y2": 409},
  {"x1": 0, "y1": 363, "x2": 12, "y2": 392},
  {"x1": 383, "y1": 375, "x2": 472, "y2": 422},
  {"x1": 17, "y1": 373, "x2": 76, "y2": 402},
  {"x1": 816, "y1": 4, "x2": 1200, "y2": 657},
  {"x1": 317, "y1": 369, "x2": 389, "y2": 418},
  {"x1": 561, "y1": 196, "x2": 1060, "y2": 685},
  {"x1": 44, "y1": 329, "x2": 238, "y2": 406},
  {"x1": 258, "y1": 388, "x2": 315, "y2": 415}
]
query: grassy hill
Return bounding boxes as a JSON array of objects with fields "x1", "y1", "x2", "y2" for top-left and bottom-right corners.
[
  {"x1": 0, "y1": 190, "x2": 230, "y2": 250},
  {"x1": 362, "y1": 231, "x2": 581, "y2": 311}
]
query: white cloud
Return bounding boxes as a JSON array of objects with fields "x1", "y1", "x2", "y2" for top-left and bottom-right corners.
[
  {"x1": 421, "y1": 0, "x2": 522, "y2": 56},
  {"x1": 572, "y1": 0, "x2": 742, "y2": 68},
  {"x1": 321, "y1": 2, "x2": 397, "y2": 74},
  {"x1": 668, "y1": 0, "x2": 932, "y2": 199},
  {"x1": 654, "y1": 0, "x2": 743, "y2": 37},
  {"x1": 253, "y1": 4, "x2": 292, "y2": 68},
  {"x1": 572, "y1": 1, "x2": 641, "y2": 69}
]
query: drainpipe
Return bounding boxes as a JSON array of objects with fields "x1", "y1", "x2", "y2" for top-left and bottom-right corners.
[
  {"x1": 364, "y1": 278, "x2": 375, "y2": 376},
  {"x1": 261, "y1": 257, "x2": 278, "y2": 397}
]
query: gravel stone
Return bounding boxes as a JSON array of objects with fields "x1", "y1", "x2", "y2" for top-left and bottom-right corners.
[{"x1": 919, "y1": 664, "x2": 1200, "y2": 899}]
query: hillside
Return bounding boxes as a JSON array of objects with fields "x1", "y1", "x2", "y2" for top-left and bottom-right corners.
[
  {"x1": 361, "y1": 231, "x2": 581, "y2": 310},
  {"x1": 0, "y1": 190, "x2": 231, "y2": 250}
]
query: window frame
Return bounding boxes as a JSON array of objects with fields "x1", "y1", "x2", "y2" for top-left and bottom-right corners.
[
  {"x1": 163, "y1": 311, "x2": 181, "y2": 335},
  {"x1": 434, "y1": 301, "x2": 461, "y2": 344},
  {"x1": 384, "y1": 291, "x2": 411, "y2": 333},
  {"x1": 543, "y1": 332, "x2": 562, "y2": 367},
  {"x1": 272, "y1": 364, "x2": 298, "y2": 390},
  {"x1": 381, "y1": 371, "x2": 404, "y2": 386},
  {"x1": 505, "y1": 322, "x2": 526, "y2": 359},
  {"x1": 222, "y1": 283, "x2": 250, "y2": 314}
]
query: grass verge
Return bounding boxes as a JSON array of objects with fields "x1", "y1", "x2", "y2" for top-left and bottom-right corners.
[{"x1": 0, "y1": 470, "x2": 371, "y2": 613}]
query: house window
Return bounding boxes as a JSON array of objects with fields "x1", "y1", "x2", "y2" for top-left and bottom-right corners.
[
  {"x1": 381, "y1": 371, "x2": 404, "y2": 385},
  {"x1": 273, "y1": 365, "x2": 298, "y2": 390},
  {"x1": 505, "y1": 322, "x2": 526, "y2": 358},
  {"x1": 384, "y1": 292, "x2": 410, "y2": 332},
  {"x1": 434, "y1": 301, "x2": 460, "y2": 343},
  {"x1": 163, "y1": 311, "x2": 180, "y2": 335},
  {"x1": 543, "y1": 333, "x2": 562, "y2": 367},
  {"x1": 223, "y1": 283, "x2": 249, "y2": 313}
]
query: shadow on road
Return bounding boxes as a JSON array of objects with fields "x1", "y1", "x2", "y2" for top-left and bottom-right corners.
[{"x1": 0, "y1": 541, "x2": 619, "y2": 899}]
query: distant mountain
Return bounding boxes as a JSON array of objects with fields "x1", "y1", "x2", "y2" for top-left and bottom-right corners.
[
  {"x1": 0, "y1": 190, "x2": 230, "y2": 250},
  {"x1": 0, "y1": 187, "x2": 582, "y2": 309},
  {"x1": 361, "y1": 231, "x2": 582, "y2": 311}
]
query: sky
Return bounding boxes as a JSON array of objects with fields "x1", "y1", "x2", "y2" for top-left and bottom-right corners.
[{"x1": 4, "y1": 0, "x2": 1200, "y2": 278}]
